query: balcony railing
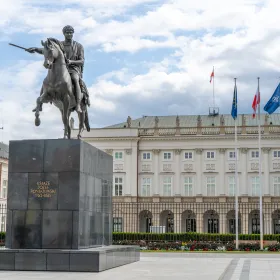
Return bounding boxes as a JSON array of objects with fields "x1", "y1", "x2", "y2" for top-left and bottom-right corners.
[{"x1": 138, "y1": 125, "x2": 275, "y2": 137}]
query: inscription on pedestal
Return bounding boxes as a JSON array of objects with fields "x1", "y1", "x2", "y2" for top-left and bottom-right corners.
[
  {"x1": 30, "y1": 181, "x2": 56, "y2": 198},
  {"x1": 28, "y1": 173, "x2": 58, "y2": 210}
]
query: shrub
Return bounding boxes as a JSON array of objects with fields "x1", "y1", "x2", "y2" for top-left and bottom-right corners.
[
  {"x1": 267, "y1": 243, "x2": 280, "y2": 251},
  {"x1": 112, "y1": 232, "x2": 280, "y2": 243}
]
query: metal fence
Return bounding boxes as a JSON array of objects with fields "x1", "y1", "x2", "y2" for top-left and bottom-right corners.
[
  {"x1": 1, "y1": 201, "x2": 280, "y2": 244},
  {"x1": 112, "y1": 201, "x2": 280, "y2": 236}
]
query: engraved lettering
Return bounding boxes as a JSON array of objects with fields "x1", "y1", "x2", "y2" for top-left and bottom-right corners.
[{"x1": 30, "y1": 181, "x2": 56, "y2": 198}]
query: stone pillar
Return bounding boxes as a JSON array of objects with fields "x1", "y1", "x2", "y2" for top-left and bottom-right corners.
[
  {"x1": 174, "y1": 213, "x2": 181, "y2": 233},
  {"x1": 125, "y1": 149, "x2": 132, "y2": 195},
  {"x1": 195, "y1": 149, "x2": 203, "y2": 195},
  {"x1": 264, "y1": 213, "x2": 272, "y2": 234},
  {"x1": 241, "y1": 213, "x2": 248, "y2": 234},
  {"x1": 197, "y1": 213, "x2": 204, "y2": 233},
  {"x1": 240, "y1": 148, "x2": 248, "y2": 196},
  {"x1": 220, "y1": 213, "x2": 227, "y2": 234},
  {"x1": 262, "y1": 148, "x2": 271, "y2": 195},
  {"x1": 218, "y1": 148, "x2": 226, "y2": 195},
  {"x1": 152, "y1": 213, "x2": 160, "y2": 228},
  {"x1": 174, "y1": 149, "x2": 181, "y2": 196},
  {"x1": 152, "y1": 149, "x2": 160, "y2": 195}
]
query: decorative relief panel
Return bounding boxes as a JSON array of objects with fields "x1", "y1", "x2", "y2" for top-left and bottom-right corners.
[
  {"x1": 228, "y1": 163, "x2": 235, "y2": 171},
  {"x1": 163, "y1": 164, "x2": 172, "y2": 172},
  {"x1": 251, "y1": 162, "x2": 259, "y2": 170},
  {"x1": 184, "y1": 164, "x2": 193, "y2": 171},
  {"x1": 114, "y1": 164, "x2": 124, "y2": 171},
  {"x1": 206, "y1": 164, "x2": 215, "y2": 171},
  {"x1": 273, "y1": 163, "x2": 280, "y2": 170},
  {"x1": 142, "y1": 164, "x2": 151, "y2": 172}
]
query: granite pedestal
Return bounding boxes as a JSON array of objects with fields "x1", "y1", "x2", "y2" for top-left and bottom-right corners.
[{"x1": 0, "y1": 139, "x2": 139, "y2": 271}]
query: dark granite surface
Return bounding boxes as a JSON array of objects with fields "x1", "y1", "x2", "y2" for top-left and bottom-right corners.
[
  {"x1": 0, "y1": 245, "x2": 140, "y2": 272},
  {"x1": 6, "y1": 139, "x2": 113, "y2": 250}
]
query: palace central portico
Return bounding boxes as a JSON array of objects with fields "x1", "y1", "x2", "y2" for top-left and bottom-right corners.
[{"x1": 71, "y1": 113, "x2": 280, "y2": 235}]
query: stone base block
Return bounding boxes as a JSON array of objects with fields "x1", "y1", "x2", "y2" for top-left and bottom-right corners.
[{"x1": 0, "y1": 245, "x2": 140, "y2": 272}]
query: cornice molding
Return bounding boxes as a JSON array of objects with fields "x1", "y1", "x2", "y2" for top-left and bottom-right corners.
[{"x1": 79, "y1": 133, "x2": 280, "y2": 142}]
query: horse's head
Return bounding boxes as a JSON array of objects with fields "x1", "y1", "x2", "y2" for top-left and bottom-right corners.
[{"x1": 41, "y1": 38, "x2": 60, "y2": 69}]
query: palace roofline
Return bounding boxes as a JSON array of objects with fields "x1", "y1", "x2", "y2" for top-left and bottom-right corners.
[{"x1": 104, "y1": 113, "x2": 280, "y2": 129}]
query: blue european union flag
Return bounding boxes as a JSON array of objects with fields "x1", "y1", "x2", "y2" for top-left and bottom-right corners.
[
  {"x1": 231, "y1": 83, "x2": 237, "y2": 119},
  {"x1": 264, "y1": 83, "x2": 280, "y2": 114}
]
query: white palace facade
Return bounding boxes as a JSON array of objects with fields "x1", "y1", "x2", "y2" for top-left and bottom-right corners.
[
  {"x1": 73, "y1": 113, "x2": 280, "y2": 235},
  {"x1": 0, "y1": 142, "x2": 8, "y2": 232}
]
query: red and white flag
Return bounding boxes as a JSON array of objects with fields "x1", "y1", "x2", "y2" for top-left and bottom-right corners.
[
  {"x1": 210, "y1": 68, "x2": 214, "y2": 83},
  {"x1": 252, "y1": 87, "x2": 260, "y2": 118}
]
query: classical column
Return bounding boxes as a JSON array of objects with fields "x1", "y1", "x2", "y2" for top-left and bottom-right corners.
[
  {"x1": 240, "y1": 148, "x2": 248, "y2": 196},
  {"x1": 174, "y1": 149, "x2": 181, "y2": 196},
  {"x1": 195, "y1": 149, "x2": 203, "y2": 195},
  {"x1": 125, "y1": 149, "x2": 132, "y2": 195},
  {"x1": 262, "y1": 148, "x2": 271, "y2": 195},
  {"x1": 152, "y1": 149, "x2": 160, "y2": 195},
  {"x1": 218, "y1": 148, "x2": 226, "y2": 195}
]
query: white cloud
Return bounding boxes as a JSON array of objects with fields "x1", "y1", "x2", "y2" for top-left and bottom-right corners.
[{"x1": 2, "y1": 0, "x2": 280, "y2": 141}]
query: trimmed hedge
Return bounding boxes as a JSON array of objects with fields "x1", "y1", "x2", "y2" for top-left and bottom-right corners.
[
  {"x1": 113, "y1": 232, "x2": 280, "y2": 242},
  {"x1": 0, "y1": 232, "x2": 4, "y2": 240}
]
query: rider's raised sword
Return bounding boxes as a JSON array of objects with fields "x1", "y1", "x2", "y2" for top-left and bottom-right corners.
[{"x1": 9, "y1": 43, "x2": 28, "y2": 51}]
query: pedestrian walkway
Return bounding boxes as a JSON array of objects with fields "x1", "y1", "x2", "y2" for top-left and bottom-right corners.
[{"x1": 1, "y1": 252, "x2": 280, "y2": 279}]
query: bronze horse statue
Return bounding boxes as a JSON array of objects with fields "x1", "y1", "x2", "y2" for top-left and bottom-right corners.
[{"x1": 33, "y1": 38, "x2": 90, "y2": 139}]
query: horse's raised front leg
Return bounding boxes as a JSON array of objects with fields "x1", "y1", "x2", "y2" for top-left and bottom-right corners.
[
  {"x1": 32, "y1": 85, "x2": 44, "y2": 113},
  {"x1": 34, "y1": 90, "x2": 49, "y2": 127}
]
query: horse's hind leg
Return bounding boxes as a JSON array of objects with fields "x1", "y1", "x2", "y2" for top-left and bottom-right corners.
[
  {"x1": 62, "y1": 96, "x2": 70, "y2": 139},
  {"x1": 77, "y1": 107, "x2": 85, "y2": 139},
  {"x1": 67, "y1": 110, "x2": 71, "y2": 139}
]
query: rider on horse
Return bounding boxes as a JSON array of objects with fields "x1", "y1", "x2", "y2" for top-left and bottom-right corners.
[{"x1": 27, "y1": 25, "x2": 90, "y2": 113}]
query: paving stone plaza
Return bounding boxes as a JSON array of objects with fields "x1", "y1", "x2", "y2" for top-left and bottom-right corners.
[{"x1": 1, "y1": 252, "x2": 280, "y2": 280}]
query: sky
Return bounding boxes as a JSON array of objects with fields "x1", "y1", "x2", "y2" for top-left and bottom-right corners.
[{"x1": 1, "y1": 0, "x2": 280, "y2": 143}]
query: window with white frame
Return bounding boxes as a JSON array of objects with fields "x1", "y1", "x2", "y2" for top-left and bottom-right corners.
[
  {"x1": 228, "y1": 176, "x2": 236, "y2": 196},
  {"x1": 251, "y1": 176, "x2": 260, "y2": 196},
  {"x1": 273, "y1": 151, "x2": 280, "y2": 158},
  {"x1": 184, "y1": 177, "x2": 193, "y2": 196},
  {"x1": 228, "y1": 151, "x2": 237, "y2": 160},
  {"x1": 113, "y1": 217, "x2": 123, "y2": 232},
  {"x1": 142, "y1": 152, "x2": 151, "y2": 160},
  {"x1": 184, "y1": 152, "x2": 193, "y2": 160},
  {"x1": 141, "y1": 178, "x2": 151, "y2": 196},
  {"x1": 163, "y1": 177, "x2": 172, "y2": 196},
  {"x1": 206, "y1": 177, "x2": 215, "y2": 196},
  {"x1": 251, "y1": 150, "x2": 259, "y2": 159},
  {"x1": 274, "y1": 177, "x2": 280, "y2": 196},
  {"x1": 114, "y1": 152, "x2": 123, "y2": 160},
  {"x1": 114, "y1": 177, "x2": 123, "y2": 196},
  {"x1": 1, "y1": 215, "x2": 5, "y2": 232},
  {"x1": 206, "y1": 151, "x2": 215, "y2": 159},
  {"x1": 2, "y1": 180, "x2": 7, "y2": 198},
  {"x1": 163, "y1": 152, "x2": 172, "y2": 160}
]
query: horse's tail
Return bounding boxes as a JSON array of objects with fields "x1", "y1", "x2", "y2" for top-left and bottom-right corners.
[{"x1": 84, "y1": 108, "x2": 90, "y2": 132}]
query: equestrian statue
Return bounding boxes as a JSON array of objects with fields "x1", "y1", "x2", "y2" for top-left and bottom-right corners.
[{"x1": 10, "y1": 25, "x2": 90, "y2": 139}]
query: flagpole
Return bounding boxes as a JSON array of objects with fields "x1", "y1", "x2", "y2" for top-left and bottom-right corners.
[
  {"x1": 213, "y1": 66, "x2": 215, "y2": 108},
  {"x1": 234, "y1": 77, "x2": 239, "y2": 250},
  {"x1": 258, "y1": 77, "x2": 263, "y2": 250}
]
